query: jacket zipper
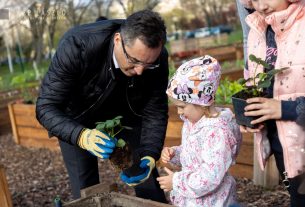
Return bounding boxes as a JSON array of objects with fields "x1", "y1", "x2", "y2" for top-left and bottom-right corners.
[
  {"x1": 126, "y1": 78, "x2": 143, "y2": 117},
  {"x1": 74, "y1": 73, "x2": 113, "y2": 120}
]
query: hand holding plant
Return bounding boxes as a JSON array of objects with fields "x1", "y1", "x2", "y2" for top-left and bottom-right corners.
[
  {"x1": 95, "y1": 116, "x2": 133, "y2": 172},
  {"x1": 232, "y1": 54, "x2": 289, "y2": 128}
]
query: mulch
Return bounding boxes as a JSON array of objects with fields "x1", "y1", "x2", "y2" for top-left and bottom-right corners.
[{"x1": 0, "y1": 134, "x2": 290, "y2": 207}]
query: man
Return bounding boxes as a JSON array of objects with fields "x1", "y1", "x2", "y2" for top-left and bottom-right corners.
[{"x1": 36, "y1": 10, "x2": 168, "y2": 203}]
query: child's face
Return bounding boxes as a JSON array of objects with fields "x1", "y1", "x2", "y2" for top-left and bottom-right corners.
[
  {"x1": 251, "y1": 0, "x2": 290, "y2": 17},
  {"x1": 170, "y1": 98, "x2": 205, "y2": 124}
]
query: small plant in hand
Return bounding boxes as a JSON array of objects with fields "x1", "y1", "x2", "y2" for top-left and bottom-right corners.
[
  {"x1": 96, "y1": 116, "x2": 133, "y2": 172},
  {"x1": 232, "y1": 54, "x2": 288, "y2": 128}
]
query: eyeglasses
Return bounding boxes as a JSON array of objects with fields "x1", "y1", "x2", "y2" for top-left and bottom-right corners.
[{"x1": 121, "y1": 36, "x2": 160, "y2": 70}]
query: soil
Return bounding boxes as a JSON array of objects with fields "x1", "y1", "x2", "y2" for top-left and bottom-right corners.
[
  {"x1": 109, "y1": 144, "x2": 133, "y2": 173},
  {"x1": 0, "y1": 133, "x2": 291, "y2": 207}
]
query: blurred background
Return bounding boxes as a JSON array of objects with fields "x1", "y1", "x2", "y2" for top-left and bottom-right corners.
[{"x1": 0, "y1": 0, "x2": 243, "y2": 94}]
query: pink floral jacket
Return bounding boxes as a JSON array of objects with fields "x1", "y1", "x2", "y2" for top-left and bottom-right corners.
[
  {"x1": 169, "y1": 108, "x2": 242, "y2": 207},
  {"x1": 245, "y1": 2, "x2": 305, "y2": 178}
]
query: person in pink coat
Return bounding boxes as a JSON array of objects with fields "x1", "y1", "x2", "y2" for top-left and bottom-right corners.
[
  {"x1": 157, "y1": 56, "x2": 242, "y2": 206},
  {"x1": 238, "y1": 0, "x2": 305, "y2": 206}
]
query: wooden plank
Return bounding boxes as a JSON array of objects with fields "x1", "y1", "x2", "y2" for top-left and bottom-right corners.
[
  {"x1": 7, "y1": 103, "x2": 19, "y2": 144},
  {"x1": 0, "y1": 165, "x2": 13, "y2": 207},
  {"x1": 80, "y1": 183, "x2": 110, "y2": 198},
  {"x1": 253, "y1": 152, "x2": 280, "y2": 188},
  {"x1": 236, "y1": 144, "x2": 253, "y2": 165},
  {"x1": 19, "y1": 136, "x2": 59, "y2": 151},
  {"x1": 17, "y1": 126, "x2": 49, "y2": 139},
  {"x1": 11, "y1": 103, "x2": 36, "y2": 116},
  {"x1": 15, "y1": 114, "x2": 43, "y2": 128},
  {"x1": 165, "y1": 122, "x2": 182, "y2": 138},
  {"x1": 229, "y1": 163, "x2": 253, "y2": 179},
  {"x1": 164, "y1": 136, "x2": 180, "y2": 147},
  {"x1": 221, "y1": 68, "x2": 243, "y2": 81},
  {"x1": 0, "y1": 107, "x2": 11, "y2": 135}
]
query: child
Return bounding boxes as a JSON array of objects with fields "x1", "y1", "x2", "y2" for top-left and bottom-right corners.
[
  {"x1": 157, "y1": 56, "x2": 242, "y2": 206},
  {"x1": 239, "y1": 0, "x2": 305, "y2": 206}
]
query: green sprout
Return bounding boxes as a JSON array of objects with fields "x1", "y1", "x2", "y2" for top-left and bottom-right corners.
[
  {"x1": 237, "y1": 54, "x2": 289, "y2": 97},
  {"x1": 95, "y1": 116, "x2": 132, "y2": 148}
]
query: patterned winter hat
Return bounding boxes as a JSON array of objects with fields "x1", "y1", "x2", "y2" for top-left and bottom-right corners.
[
  {"x1": 239, "y1": 0, "x2": 300, "y2": 9},
  {"x1": 166, "y1": 55, "x2": 221, "y2": 106}
]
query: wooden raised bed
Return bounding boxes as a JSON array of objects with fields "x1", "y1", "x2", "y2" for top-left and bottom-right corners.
[
  {"x1": 164, "y1": 104, "x2": 253, "y2": 179},
  {"x1": 0, "y1": 165, "x2": 12, "y2": 207},
  {"x1": 64, "y1": 183, "x2": 173, "y2": 207},
  {"x1": 0, "y1": 86, "x2": 39, "y2": 135},
  {"x1": 7, "y1": 102, "x2": 59, "y2": 151},
  {"x1": 0, "y1": 105, "x2": 11, "y2": 135}
]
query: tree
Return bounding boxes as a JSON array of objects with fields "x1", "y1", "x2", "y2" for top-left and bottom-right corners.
[
  {"x1": 117, "y1": 0, "x2": 160, "y2": 17},
  {"x1": 66, "y1": 0, "x2": 93, "y2": 27},
  {"x1": 25, "y1": 0, "x2": 50, "y2": 64},
  {"x1": 180, "y1": 0, "x2": 235, "y2": 27},
  {"x1": 94, "y1": 0, "x2": 114, "y2": 18}
]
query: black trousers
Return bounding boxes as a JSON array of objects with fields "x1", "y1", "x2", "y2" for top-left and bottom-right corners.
[{"x1": 58, "y1": 140, "x2": 167, "y2": 203}]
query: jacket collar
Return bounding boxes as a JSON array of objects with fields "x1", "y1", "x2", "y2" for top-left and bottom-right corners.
[{"x1": 246, "y1": 2, "x2": 305, "y2": 36}]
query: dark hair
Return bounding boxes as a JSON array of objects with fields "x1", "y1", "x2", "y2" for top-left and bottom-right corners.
[
  {"x1": 120, "y1": 10, "x2": 166, "y2": 48},
  {"x1": 95, "y1": 16, "x2": 108, "y2": 22}
]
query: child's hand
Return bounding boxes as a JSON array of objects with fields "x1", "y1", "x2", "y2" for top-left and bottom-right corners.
[
  {"x1": 161, "y1": 147, "x2": 175, "y2": 163},
  {"x1": 244, "y1": 97, "x2": 281, "y2": 124},
  {"x1": 157, "y1": 167, "x2": 174, "y2": 192},
  {"x1": 239, "y1": 124, "x2": 264, "y2": 133}
]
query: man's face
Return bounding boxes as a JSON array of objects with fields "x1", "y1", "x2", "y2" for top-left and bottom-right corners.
[
  {"x1": 113, "y1": 33, "x2": 162, "y2": 77},
  {"x1": 251, "y1": 0, "x2": 290, "y2": 17}
]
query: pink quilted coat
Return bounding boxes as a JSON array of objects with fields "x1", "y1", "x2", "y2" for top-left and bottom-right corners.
[
  {"x1": 245, "y1": 2, "x2": 305, "y2": 178},
  {"x1": 169, "y1": 108, "x2": 242, "y2": 206}
]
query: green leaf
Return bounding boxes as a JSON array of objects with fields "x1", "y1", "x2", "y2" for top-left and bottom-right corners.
[
  {"x1": 116, "y1": 138, "x2": 126, "y2": 148},
  {"x1": 249, "y1": 54, "x2": 270, "y2": 69},
  {"x1": 96, "y1": 123, "x2": 106, "y2": 131},
  {"x1": 105, "y1": 120, "x2": 114, "y2": 129},
  {"x1": 258, "y1": 79, "x2": 271, "y2": 88},
  {"x1": 122, "y1": 126, "x2": 133, "y2": 130},
  {"x1": 258, "y1": 73, "x2": 267, "y2": 81},
  {"x1": 114, "y1": 116, "x2": 123, "y2": 120}
]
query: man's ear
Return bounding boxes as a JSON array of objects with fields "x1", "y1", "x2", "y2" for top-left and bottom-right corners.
[{"x1": 113, "y1": 33, "x2": 121, "y2": 46}]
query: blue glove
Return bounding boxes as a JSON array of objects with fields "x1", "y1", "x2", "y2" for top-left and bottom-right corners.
[
  {"x1": 120, "y1": 156, "x2": 155, "y2": 186},
  {"x1": 78, "y1": 129, "x2": 116, "y2": 159}
]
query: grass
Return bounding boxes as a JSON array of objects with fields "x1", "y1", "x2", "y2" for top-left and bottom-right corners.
[
  {"x1": 227, "y1": 29, "x2": 243, "y2": 45},
  {"x1": 0, "y1": 60, "x2": 50, "y2": 91}
]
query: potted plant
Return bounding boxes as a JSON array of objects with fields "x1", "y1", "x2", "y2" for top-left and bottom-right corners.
[
  {"x1": 95, "y1": 116, "x2": 133, "y2": 172},
  {"x1": 231, "y1": 54, "x2": 288, "y2": 128}
]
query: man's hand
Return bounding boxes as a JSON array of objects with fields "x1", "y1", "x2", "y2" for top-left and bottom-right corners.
[
  {"x1": 78, "y1": 129, "x2": 116, "y2": 159},
  {"x1": 161, "y1": 147, "x2": 175, "y2": 164},
  {"x1": 157, "y1": 167, "x2": 174, "y2": 192},
  {"x1": 120, "y1": 156, "x2": 155, "y2": 186}
]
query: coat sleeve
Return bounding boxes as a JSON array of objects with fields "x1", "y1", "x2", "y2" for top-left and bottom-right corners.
[
  {"x1": 36, "y1": 36, "x2": 86, "y2": 145},
  {"x1": 169, "y1": 145, "x2": 182, "y2": 166},
  {"x1": 172, "y1": 127, "x2": 236, "y2": 198},
  {"x1": 136, "y1": 48, "x2": 169, "y2": 160},
  {"x1": 282, "y1": 97, "x2": 305, "y2": 130}
]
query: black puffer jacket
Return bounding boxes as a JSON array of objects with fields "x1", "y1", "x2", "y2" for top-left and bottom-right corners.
[{"x1": 36, "y1": 20, "x2": 169, "y2": 160}]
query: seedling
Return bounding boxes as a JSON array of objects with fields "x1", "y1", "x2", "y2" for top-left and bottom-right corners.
[
  {"x1": 96, "y1": 116, "x2": 133, "y2": 171},
  {"x1": 236, "y1": 54, "x2": 288, "y2": 99},
  {"x1": 232, "y1": 54, "x2": 289, "y2": 128}
]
